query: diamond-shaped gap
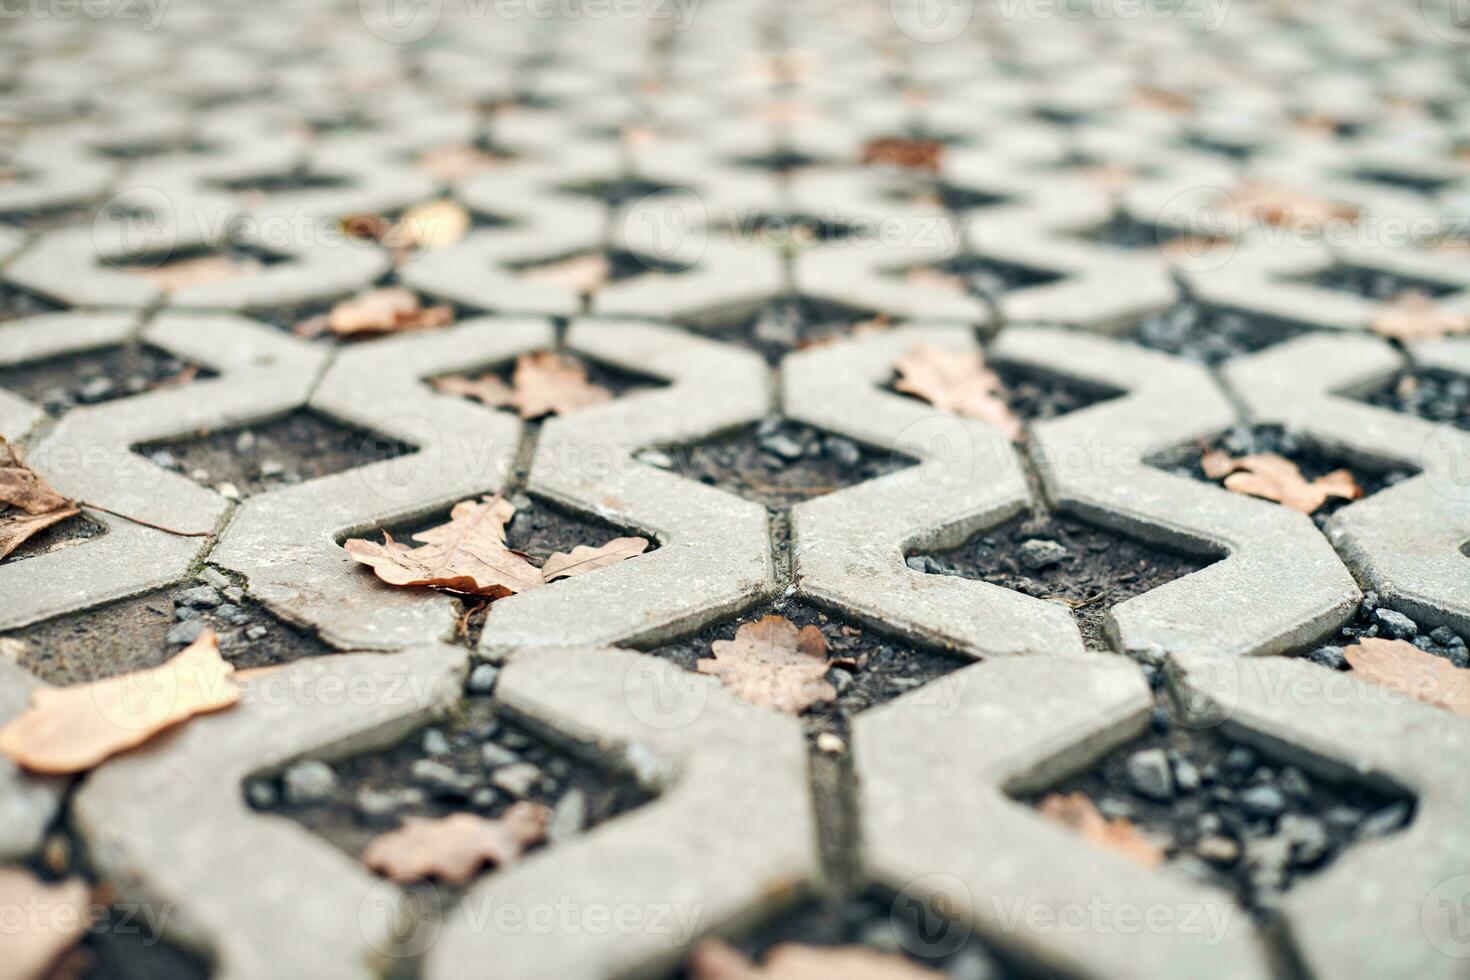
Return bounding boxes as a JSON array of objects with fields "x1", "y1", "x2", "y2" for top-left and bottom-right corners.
[
  {"x1": 248, "y1": 674, "x2": 653, "y2": 898},
  {"x1": 907, "y1": 253, "x2": 1066, "y2": 302},
  {"x1": 93, "y1": 136, "x2": 216, "y2": 162},
  {"x1": 0, "y1": 281, "x2": 65, "y2": 322},
  {"x1": 428, "y1": 347, "x2": 667, "y2": 426},
  {"x1": 0, "y1": 199, "x2": 101, "y2": 233},
  {"x1": 883, "y1": 349, "x2": 1125, "y2": 429},
  {"x1": 120, "y1": 241, "x2": 294, "y2": 292},
  {"x1": 1031, "y1": 106, "x2": 1092, "y2": 128},
  {"x1": 1291, "y1": 595, "x2": 1468, "y2": 672},
  {"x1": 906, "y1": 512, "x2": 1218, "y2": 650},
  {"x1": 1016, "y1": 690, "x2": 1415, "y2": 916},
  {"x1": 21, "y1": 824, "x2": 210, "y2": 980},
  {"x1": 683, "y1": 296, "x2": 884, "y2": 365},
  {"x1": 1080, "y1": 211, "x2": 1191, "y2": 250},
  {"x1": 1180, "y1": 133, "x2": 1259, "y2": 161},
  {"x1": 0, "y1": 342, "x2": 215, "y2": 416},
  {"x1": 1360, "y1": 366, "x2": 1470, "y2": 431},
  {"x1": 730, "y1": 149, "x2": 827, "y2": 173},
  {"x1": 669, "y1": 889, "x2": 1020, "y2": 979},
  {"x1": 558, "y1": 176, "x2": 680, "y2": 208},
  {"x1": 136, "y1": 408, "x2": 415, "y2": 499},
  {"x1": 247, "y1": 282, "x2": 480, "y2": 344},
  {"x1": 1349, "y1": 168, "x2": 1454, "y2": 196},
  {"x1": 1130, "y1": 299, "x2": 1317, "y2": 366},
  {"x1": 727, "y1": 212, "x2": 858, "y2": 249},
  {"x1": 638, "y1": 417, "x2": 916, "y2": 512},
  {"x1": 1, "y1": 575, "x2": 336, "y2": 685},
  {"x1": 209, "y1": 167, "x2": 351, "y2": 195},
  {"x1": 1293, "y1": 263, "x2": 1462, "y2": 301},
  {"x1": 1152, "y1": 424, "x2": 1417, "y2": 529}
]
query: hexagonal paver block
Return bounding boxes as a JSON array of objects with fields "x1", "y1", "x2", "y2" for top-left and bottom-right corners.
[{"x1": 0, "y1": 661, "x2": 67, "y2": 861}]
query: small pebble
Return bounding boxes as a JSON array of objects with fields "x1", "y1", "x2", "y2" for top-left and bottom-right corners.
[
  {"x1": 1017, "y1": 538, "x2": 1069, "y2": 571},
  {"x1": 1372, "y1": 608, "x2": 1418, "y2": 640},
  {"x1": 1126, "y1": 748, "x2": 1174, "y2": 801},
  {"x1": 177, "y1": 585, "x2": 223, "y2": 609},
  {"x1": 244, "y1": 779, "x2": 278, "y2": 810},
  {"x1": 1238, "y1": 784, "x2": 1287, "y2": 820},
  {"x1": 492, "y1": 762, "x2": 542, "y2": 798},
  {"x1": 481, "y1": 743, "x2": 519, "y2": 768},
  {"x1": 548, "y1": 788, "x2": 588, "y2": 842},
  {"x1": 165, "y1": 619, "x2": 206, "y2": 646},
  {"x1": 412, "y1": 760, "x2": 478, "y2": 798},
  {"x1": 815, "y1": 732, "x2": 846, "y2": 754},
  {"x1": 282, "y1": 760, "x2": 337, "y2": 806},
  {"x1": 640, "y1": 449, "x2": 674, "y2": 470},
  {"x1": 467, "y1": 663, "x2": 499, "y2": 695},
  {"x1": 421, "y1": 728, "x2": 452, "y2": 756},
  {"x1": 1196, "y1": 834, "x2": 1239, "y2": 865},
  {"x1": 823, "y1": 437, "x2": 862, "y2": 467},
  {"x1": 245, "y1": 625, "x2": 268, "y2": 640}
]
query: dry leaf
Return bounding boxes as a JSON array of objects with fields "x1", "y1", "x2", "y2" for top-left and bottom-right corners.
[
  {"x1": 345, "y1": 496, "x2": 543, "y2": 597},
  {"x1": 688, "y1": 939, "x2": 942, "y2": 980},
  {"x1": 1130, "y1": 87, "x2": 1194, "y2": 114},
  {"x1": 541, "y1": 536, "x2": 649, "y2": 582},
  {"x1": 362, "y1": 803, "x2": 550, "y2": 885},
  {"x1": 0, "y1": 438, "x2": 80, "y2": 561},
  {"x1": 431, "y1": 373, "x2": 516, "y2": 408},
  {"x1": 300, "y1": 287, "x2": 454, "y2": 338},
  {"x1": 519, "y1": 253, "x2": 611, "y2": 294},
  {"x1": 696, "y1": 615, "x2": 837, "y2": 715},
  {"x1": 861, "y1": 137, "x2": 944, "y2": 173},
  {"x1": 1206, "y1": 452, "x2": 1361, "y2": 514},
  {"x1": 395, "y1": 199, "x2": 471, "y2": 250},
  {"x1": 904, "y1": 267, "x2": 967, "y2": 293},
  {"x1": 0, "y1": 630, "x2": 239, "y2": 774},
  {"x1": 1198, "y1": 447, "x2": 1238, "y2": 480},
  {"x1": 1345, "y1": 637, "x2": 1470, "y2": 717},
  {"x1": 893, "y1": 343, "x2": 1024, "y2": 439},
  {"x1": 341, "y1": 212, "x2": 394, "y2": 243},
  {"x1": 1232, "y1": 182, "x2": 1358, "y2": 229},
  {"x1": 0, "y1": 869, "x2": 93, "y2": 980},
  {"x1": 509, "y1": 352, "x2": 613, "y2": 419},
  {"x1": 1037, "y1": 792, "x2": 1165, "y2": 867},
  {"x1": 129, "y1": 254, "x2": 262, "y2": 293},
  {"x1": 1370, "y1": 291, "x2": 1470, "y2": 343},
  {"x1": 417, "y1": 145, "x2": 508, "y2": 182}
]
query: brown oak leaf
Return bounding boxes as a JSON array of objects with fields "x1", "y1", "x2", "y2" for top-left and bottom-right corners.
[
  {"x1": 1370, "y1": 291, "x2": 1470, "y2": 343},
  {"x1": 432, "y1": 373, "x2": 517, "y2": 409},
  {"x1": 1205, "y1": 452, "x2": 1361, "y2": 514},
  {"x1": 297, "y1": 287, "x2": 454, "y2": 338},
  {"x1": 1344, "y1": 637, "x2": 1470, "y2": 718},
  {"x1": 508, "y1": 352, "x2": 613, "y2": 419},
  {"x1": 893, "y1": 343, "x2": 1023, "y2": 439},
  {"x1": 861, "y1": 137, "x2": 944, "y2": 173},
  {"x1": 362, "y1": 803, "x2": 550, "y2": 885},
  {"x1": 696, "y1": 615, "x2": 837, "y2": 715},
  {"x1": 344, "y1": 496, "x2": 543, "y2": 597},
  {"x1": 0, "y1": 868, "x2": 94, "y2": 980},
  {"x1": 688, "y1": 939, "x2": 943, "y2": 980},
  {"x1": 0, "y1": 630, "x2": 240, "y2": 774},
  {"x1": 1037, "y1": 792, "x2": 1165, "y2": 867},
  {"x1": 0, "y1": 438, "x2": 80, "y2": 561},
  {"x1": 129, "y1": 254, "x2": 262, "y2": 293},
  {"x1": 541, "y1": 536, "x2": 649, "y2": 582},
  {"x1": 519, "y1": 252, "x2": 611, "y2": 294}
]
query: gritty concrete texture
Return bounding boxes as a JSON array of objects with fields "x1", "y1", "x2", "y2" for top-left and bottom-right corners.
[{"x1": 0, "y1": 661, "x2": 67, "y2": 861}]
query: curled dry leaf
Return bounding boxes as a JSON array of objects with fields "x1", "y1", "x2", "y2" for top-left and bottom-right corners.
[
  {"x1": 1231, "y1": 182, "x2": 1358, "y2": 229},
  {"x1": 861, "y1": 137, "x2": 944, "y2": 173},
  {"x1": 344, "y1": 496, "x2": 543, "y2": 598},
  {"x1": 433, "y1": 352, "x2": 613, "y2": 419},
  {"x1": 696, "y1": 615, "x2": 837, "y2": 715},
  {"x1": 1370, "y1": 291, "x2": 1470, "y2": 343},
  {"x1": 893, "y1": 343, "x2": 1023, "y2": 440},
  {"x1": 0, "y1": 868, "x2": 93, "y2": 980},
  {"x1": 362, "y1": 802, "x2": 550, "y2": 885},
  {"x1": 0, "y1": 438, "x2": 80, "y2": 561},
  {"x1": 417, "y1": 144, "x2": 509, "y2": 182},
  {"x1": 541, "y1": 536, "x2": 649, "y2": 582},
  {"x1": 297, "y1": 287, "x2": 454, "y2": 338},
  {"x1": 519, "y1": 252, "x2": 611, "y2": 294},
  {"x1": 1345, "y1": 637, "x2": 1470, "y2": 718},
  {"x1": 1037, "y1": 792, "x2": 1165, "y2": 868},
  {"x1": 128, "y1": 254, "x2": 262, "y2": 293},
  {"x1": 688, "y1": 939, "x2": 943, "y2": 980},
  {"x1": 0, "y1": 630, "x2": 240, "y2": 775},
  {"x1": 1204, "y1": 451, "x2": 1361, "y2": 514}
]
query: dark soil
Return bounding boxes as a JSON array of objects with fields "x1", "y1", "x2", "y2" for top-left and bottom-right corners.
[
  {"x1": 1131, "y1": 300, "x2": 1314, "y2": 365},
  {"x1": 559, "y1": 176, "x2": 678, "y2": 207},
  {"x1": 138, "y1": 409, "x2": 415, "y2": 498},
  {"x1": 990, "y1": 361, "x2": 1123, "y2": 423},
  {"x1": 209, "y1": 168, "x2": 349, "y2": 195},
  {"x1": 1350, "y1": 168, "x2": 1454, "y2": 196},
  {"x1": 255, "y1": 684, "x2": 652, "y2": 890},
  {"x1": 729, "y1": 212, "x2": 857, "y2": 245},
  {"x1": 2, "y1": 512, "x2": 106, "y2": 564},
  {"x1": 4, "y1": 580, "x2": 336, "y2": 685},
  {"x1": 0, "y1": 200, "x2": 101, "y2": 233},
  {"x1": 0, "y1": 282, "x2": 65, "y2": 322},
  {"x1": 931, "y1": 182, "x2": 1013, "y2": 212},
  {"x1": 93, "y1": 137, "x2": 216, "y2": 162},
  {"x1": 922, "y1": 254, "x2": 1066, "y2": 300},
  {"x1": 1362, "y1": 368, "x2": 1470, "y2": 430},
  {"x1": 730, "y1": 149, "x2": 825, "y2": 173},
  {"x1": 683, "y1": 297, "x2": 882, "y2": 364},
  {"x1": 1300, "y1": 264, "x2": 1461, "y2": 301},
  {"x1": 671, "y1": 891, "x2": 1019, "y2": 980},
  {"x1": 640, "y1": 418, "x2": 912, "y2": 512},
  {"x1": 0, "y1": 344, "x2": 211, "y2": 417},
  {"x1": 1022, "y1": 695, "x2": 1415, "y2": 915},
  {"x1": 1082, "y1": 212, "x2": 1186, "y2": 250},
  {"x1": 1180, "y1": 133, "x2": 1259, "y2": 161},
  {"x1": 1155, "y1": 424, "x2": 1414, "y2": 529},
  {"x1": 24, "y1": 828, "x2": 210, "y2": 980},
  {"x1": 908, "y1": 512, "x2": 1217, "y2": 650},
  {"x1": 644, "y1": 597, "x2": 968, "y2": 741},
  {"x1": 1292, "y1": 591, "x2": 1469, "y2": 671}
]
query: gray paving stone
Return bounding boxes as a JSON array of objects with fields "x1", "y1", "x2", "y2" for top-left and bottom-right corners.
[
  {"x1": 1222, "y1": 334, "x2": 1470, "y2": 637},
  {"x1": 0, "y1": 661, "x2": 67, "y2": 862},
  {"x1": 426, "y1": 645, "x2": 818, "y2": 979},
  {"x1": 994, "y1": 325, "x2": 1361, "y2": 657},
  {"x1": 855, "y1": 654, "x2": 1273, "y2": 978},
  {"x1": 0, "y1": 311, "x2": 140, "y2": 439},
  {"x1": 786, "y1": 324, "x2": 1085, "y2": 658},
  {"x1": 480, "y1": 320, "x2": 774, "y2": 656},
  {"x1": 74, "y1": 645, "x2": 468, "y2": 980}
]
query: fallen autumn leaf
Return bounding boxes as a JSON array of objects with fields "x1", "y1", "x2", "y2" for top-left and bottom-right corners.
[
  {"x1": 1037, "y1": 791, "x2": 1165, "y2": 867},
  {"x1": 362, "y1": 803, "x2": 550, "y2": 885},
  {"x1": 696, "y1": 615, "x2": 838, "y2": 715},
  {"x1": 0, "y1": 438, "x2": 81, "y2": 561},
  {"x1": 0, "y1": 868, "x2": 93, "y2": 980},
  {"x1": 541, "y1": 536, "x2": 650, "y2": 582},
  {"x1": 893, "y1": 343, "x2": 1024, "y2": 439},
  {"x1": 1203, "y1": 451, "x2": 1361, "y2": 514},
  {"x1": 1344, "y1": 637, "x2": 1470, "y2": 718},
  {"x1": 1370, "y1": 291, "x2": 1470, "y2": 343}
]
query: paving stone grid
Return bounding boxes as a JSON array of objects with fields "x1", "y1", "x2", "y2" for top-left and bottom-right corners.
[{"x1": 2, "y1": 1, "x2": 1470, "y2": 978}]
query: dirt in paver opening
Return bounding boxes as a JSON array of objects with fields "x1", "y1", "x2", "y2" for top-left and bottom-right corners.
[
  {"x1": 644, "y1": 598, "x2": 969, "y2": 741},
  {"x1": 0, "y1": 281, "x2": 66, "y2": 322},
  {"x1": 253, "y1": 687, "x2": 653, "y2": 893},
  {"x1": 1130, "y1": 300, "x2": 1315, "y2": 366},
  {"x1": 1155, "y1": 424, "x2": 1415, "y2": 528},
  {"x1": 730, "y1": 149, "x2": 826, "y2": 173},
  {"x1": 0, "y1": 201, "x2": 101, "y2": 233},
  {"x1": 1361, "y1": 367, "x2": 1470, "y2": 431},
  {"x1": 23, "y1": 827, "x2": 211, "y2": 980},
  {"x1": 670, "y1": 890, "x2": 1024, "y2": 979},
  {"x1": 558, "y1": 176, "x2": 680, "y2": 207},
  {"x1": 1350, "y1": 168, "x2": 1455, "y2": 196},
  {"x1": 907, "y1": 512, "x2": 1217, "y2": 650},
  {"x1": 918, "y1": 254, "x2": 1067, "y2": 299},
  {"x1": 638, "y1": 418, "x2": 914, "y2": 512},
  {"x1": 209, "y1": 167, "x2": 350, "y2": 195},
  {"x1": 1080, "y1": 212, "x2": 1189, "y2": 251},
  {"x1": 1296, "y1": 263, "x2": 1462, "y2": 301},
  {"x1": 989, "y1": 361, "x2": 1123, "y2": 425},
  {"x1": 1180, "y1": 132, "x2": 1259, "y2": 161},
  {"x1": 684, "y1": 296, "x2": 884, "y2": 365},
  {"x1": 0, "y1": 344, "x2": 212, "y2": 416},
  {"x1": 1291, "y1": 593, "x2": 1469, "y2": 672},
  {"x1": 137, "y1": 408, "x2": 416, "y2": 498},
  {"x1": 2, "y1": 511, "x2": 106, "y2": 565},
  {"x1": 1021, "y1": 700, "x2": 1415, "y2": 916},
  {"x1": 3, "y1": 582, "x2": 336, "y2": 686},
  {"x1": 513, "y1": 248, "x2": 694, "y2": 289}
]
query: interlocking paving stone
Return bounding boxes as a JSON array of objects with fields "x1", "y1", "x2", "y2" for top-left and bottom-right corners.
[{"x1": 0, "y1": 661, "x2": 67, "y2": 861}]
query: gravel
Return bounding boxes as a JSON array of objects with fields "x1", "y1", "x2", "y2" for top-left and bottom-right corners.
[{"x1": 282, "y1": 760, "x2": 337, "y2": 806}]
